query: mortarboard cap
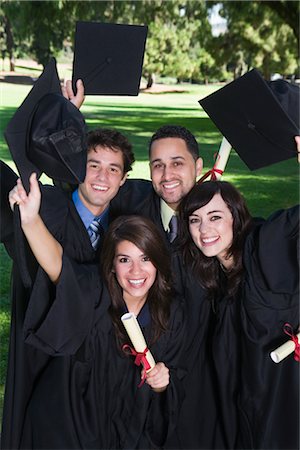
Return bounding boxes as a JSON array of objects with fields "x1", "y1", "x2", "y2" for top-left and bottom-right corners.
[
  {"x1": 72, "y1": 21, "x2": 148, "y2": 96},
  {"x1": 199, "y1": 69, "x2": 300, "y2": 170},
  {"x1": 5, "y1": 58, "x2": 87, "y2": 192}
]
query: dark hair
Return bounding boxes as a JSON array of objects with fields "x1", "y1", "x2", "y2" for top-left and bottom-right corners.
[
  {"x1": 101, "y1": 215, "x2": 172, "y2": 349},
  {"x1": 87, "y1": 128, "x2": 135, "y2": 174},
  {"x1": 149, "y1": 125, "x2": 199, "y2": 161},
  {"x1": 179, "y1": 181, "x2": 253, "y2": 304}
]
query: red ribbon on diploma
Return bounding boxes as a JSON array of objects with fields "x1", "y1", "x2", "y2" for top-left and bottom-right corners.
[
  {"x1": 197, "y1": 167, "x2": 224, "y2": 184},
  {"x1": 122, "y1": 344, "x2": 152, "y2": 387},
  {"x1": 197, "y1": 152, "x2": 224, "y2": 184},
  {"x1": 283, "y1": 323, "x2": 300, "y2": 362}
]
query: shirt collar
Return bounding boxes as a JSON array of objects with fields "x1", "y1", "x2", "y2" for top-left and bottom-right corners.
[
  {"x1": 123, "y1": 301, "x2": 151, "y2": 328},
  {"x1": 160, "y1": 198, "x2": 177, "y2": 232},
  {"x1": 72, "y1": 188, "x2": 109, "y2": 231}
]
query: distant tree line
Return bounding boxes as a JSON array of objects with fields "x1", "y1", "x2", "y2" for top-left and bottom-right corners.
[{"x1": 0, "y1": 0, "x2": 298, "y2": 84}]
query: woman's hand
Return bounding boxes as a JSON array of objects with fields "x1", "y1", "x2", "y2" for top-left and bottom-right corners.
[{"x1": 143, "y1": 362, "x2": 170, "y2": 393}]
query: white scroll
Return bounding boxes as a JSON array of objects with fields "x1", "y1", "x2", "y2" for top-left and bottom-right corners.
[
  {"x1": 270, "y1": 332, "x2": 300, "y2": 363},
  {"x1": 121, "y1": 312, "x2": 155, "y2": 371}
]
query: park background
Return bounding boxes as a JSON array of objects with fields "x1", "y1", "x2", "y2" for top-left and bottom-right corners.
[{"x1": 0, "y1": 0, "x2": 299, "y2": 423}]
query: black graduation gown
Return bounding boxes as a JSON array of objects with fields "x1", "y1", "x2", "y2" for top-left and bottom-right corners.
[
  {"x1": 166, "y1": 262, "x2": 228, "y2": 450},
  {"x1": 20, "y1": 255, "x2": 186, "y2": 449},
  {"x1": 0, "y1": 184, "x2": 104, "y2": 450},
  {"x1": 238, "y1": 206, "x2": 299, "y2": 449},
  {"x1": 211, "y1": 207, "x2": 299, "y2": 450},
  {"x1": 113, "y1": 180, "x2": 176, "y2": 248}
]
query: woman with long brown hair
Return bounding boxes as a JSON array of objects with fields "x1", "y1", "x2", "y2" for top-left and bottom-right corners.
[{"x1": 179, "y1": 180, "x2": 299, "y2": 450}]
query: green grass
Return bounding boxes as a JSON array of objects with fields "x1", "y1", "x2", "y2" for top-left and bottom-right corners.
[{"x1": 0, "y1": 79, "x2": 299, "y2": 422}]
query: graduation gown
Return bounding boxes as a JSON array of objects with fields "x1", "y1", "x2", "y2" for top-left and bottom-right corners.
[
  {"x1": 238, "y1": 206, "x2": 299, "y2": 449},
  {"x1": 19, "y1": 255, "x2": 186, "y2": 449},
  {"x1": 113, "y1": 180, "x2": 176, "y2": 248},
  {"x1": 166, "y1": 259, "x2": 228, "y2": 450},
  {"x1": 0, "y1": 184, "x2": 111, "y2": 450}
]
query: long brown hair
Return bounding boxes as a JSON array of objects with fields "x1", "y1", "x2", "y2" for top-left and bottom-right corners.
[
  {"x1": 179, "y1": 181, "x2": 253, "y2": 303},
  {"x1": 101, "y1": 215, "x2": 172, "y2": 349}
]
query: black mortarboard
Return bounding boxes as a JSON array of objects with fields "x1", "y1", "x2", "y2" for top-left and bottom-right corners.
[
  {"x1": 199, "y1": 69, "x2": 300, "y2": 170},
  {"x1": 5, "y1": 58, "x2": 87, "y2": 192},
  {"x1": 72, "y1": 21, "x2": 148, "y2": 96}
]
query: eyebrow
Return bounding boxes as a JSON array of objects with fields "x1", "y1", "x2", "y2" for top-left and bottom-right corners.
[
  {"x1": 190, "y1": 209, "x2": 224, "y2": 216},
  {"x1": 150, "y1": 156, "x2": 185, "y2": 165},
  {"x1": 115, "y1": 253, "x2": 146, "y2": 258},
  {"x1": 87, "y1": 159, "x2": 123, "y2": 170}
]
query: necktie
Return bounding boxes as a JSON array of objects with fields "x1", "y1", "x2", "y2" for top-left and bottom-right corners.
[
  {"x1": 88, "y1": 218, "x2": 104, "y2": 250},
  {"x1": 167, "y1": 215, "x2": 178, "y2": 243}
]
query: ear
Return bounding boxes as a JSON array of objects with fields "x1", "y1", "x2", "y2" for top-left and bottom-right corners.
[
  {"x1": 119, "y1": 172, "x2": 128, "y2": 187},
  {"x1": 195, "y1": 157, "x2": 203, "y2": 177}
]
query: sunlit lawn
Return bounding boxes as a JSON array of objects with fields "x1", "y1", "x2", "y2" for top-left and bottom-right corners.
[{"x1": 0, "y1": 78, "x2": 299, "y2": 422}]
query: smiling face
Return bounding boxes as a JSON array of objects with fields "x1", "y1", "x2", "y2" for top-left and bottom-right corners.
[
  {"x1": 188, "y1": 193, "x2": 234, "y2": 268},
  {"x1": 78, "y1": 146, "x2": 127, "y2": 216},
  {"x1": 150, "y1": 137, "x2": 203, "y2": 211},
  {"x1": 114, "y1": 240, "x2": 157, "y2": 310}
]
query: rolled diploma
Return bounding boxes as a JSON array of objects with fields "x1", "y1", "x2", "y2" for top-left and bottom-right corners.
[
  {"x1": 121, "y1": 312, "x2": 156, "y2": 372},
  {"x1": 214, "y1": 136, "x2": 232, "y2": 179},
  {"x1": 270, "y1": 332, "x2": 300, "y2": 363}
]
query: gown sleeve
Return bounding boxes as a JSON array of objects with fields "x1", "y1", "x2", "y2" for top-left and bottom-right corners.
[
  {"x1": 23, "y1": 254, "x2": 104, "y2": 356},
  {"x1": 248, "y1": 206, "x2": 299, "y2": 295}
]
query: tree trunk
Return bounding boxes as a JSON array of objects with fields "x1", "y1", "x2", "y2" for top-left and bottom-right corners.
[
  {"x1": 146, "y1": 73, "x2": 155, "y2": 88},
  {"x1": 4, "y1": 16, "x2": 15, "y2": 72}
]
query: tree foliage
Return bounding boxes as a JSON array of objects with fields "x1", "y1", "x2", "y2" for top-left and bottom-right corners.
[
  {"x1": 0, "y1": 0, "x2": 298, "y2": 82},
  {"x1": 211, "y1": 0, "x2": 298, "y2": 79}
]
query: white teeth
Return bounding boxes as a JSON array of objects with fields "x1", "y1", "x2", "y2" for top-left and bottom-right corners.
[
  {"x1": 92, "y1": 185, "x2": 108, "y2": 191},
  {"x1": 129, "y1": 279, "x2": 145, "y2": 286},
  {"x1": 163, "y1": 182, "x2": 179, "y2": 189},
  {"x1": 202, "y1": 237, "x2": 218, "y2": 243}
]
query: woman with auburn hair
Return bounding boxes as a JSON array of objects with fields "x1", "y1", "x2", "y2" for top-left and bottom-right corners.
[
  {"x1": 8, "y1": 173, "x2": 185, "y2": 449},
  {"x1": 179, "y1": 180, "x2": 299, "y2": 450}
]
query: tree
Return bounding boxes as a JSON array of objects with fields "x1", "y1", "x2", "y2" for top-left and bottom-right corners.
[{"x1": 211, "y1": 1, "x2": 298, "y2": 80}]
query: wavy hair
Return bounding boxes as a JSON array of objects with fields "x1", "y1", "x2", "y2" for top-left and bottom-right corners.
[
  {"x1": 179, "y1": 181, "x2": 253, "y2": 304},
  {"x1": 101, "y1": 215, "x2": 172, "y2": 349}
]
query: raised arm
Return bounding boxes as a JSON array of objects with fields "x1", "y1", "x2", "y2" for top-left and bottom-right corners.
[{"x1": 9, "y1": 173, "x2": 63, "y2": 283}]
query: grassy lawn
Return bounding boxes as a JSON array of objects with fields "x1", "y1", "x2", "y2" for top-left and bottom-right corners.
[{"x1": 0, "y1": 79, "x2": 299, "y2": 421}]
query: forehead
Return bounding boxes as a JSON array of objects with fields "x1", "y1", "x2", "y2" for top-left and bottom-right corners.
[
  {"x1": 115, "y1": 239, "x2": 143, "y2": 256},
  {"x1": 191, "y1": 193, "x2": 231, "y2": 215},
  {"x1": 150, "y1": 137, "x2": 193, "y2": 162},
  {"x1": 88, "y1": 145, "x2": 124, "y2": 166}
]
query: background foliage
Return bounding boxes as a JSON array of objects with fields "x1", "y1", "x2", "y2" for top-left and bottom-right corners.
[{"x1": 0, "y1": 0, "x2": 299, "y2": 83}]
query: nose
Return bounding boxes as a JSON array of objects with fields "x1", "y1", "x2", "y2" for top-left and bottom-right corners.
[
  {"x1": 95, "y1": 166, "x2": 107, "y2": 180},
  {"x1": 162, "y1": 164, "x2": 173, "y2": 180},
  {"x1": 199, "y1": 221, "x2": 209, "y2": 233},
  {"x1": 129, "y1": 260, "x2": 142, "y2": 275}
]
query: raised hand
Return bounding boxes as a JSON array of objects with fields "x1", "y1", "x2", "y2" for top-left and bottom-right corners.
[
  {"x1": 8, "y1": 173, "x2": 41, "y2": 226},
  {"x1": 61, "y1": 79, "x2": 85, "y2": 109}
]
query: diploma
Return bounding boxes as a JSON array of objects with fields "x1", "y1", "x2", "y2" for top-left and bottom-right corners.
[
  {"x1": 197, "y1": 136, "x2": 232, "y2": 183},
  {"x1": 121, "y1": 312, "x2": 156, "y2": 372},
  {"x1": 213, "y1": 136, "x2": 232, "y2": 179},
  {"x1": 270, "y1": 332, "x2": 300, "y2": 363}
]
